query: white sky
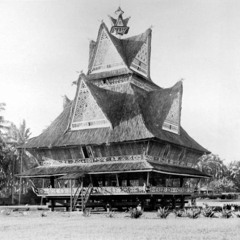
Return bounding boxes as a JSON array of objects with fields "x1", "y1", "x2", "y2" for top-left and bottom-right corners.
[{"x1": 0, "y1": 0, "x2": 240, "y2": 162}]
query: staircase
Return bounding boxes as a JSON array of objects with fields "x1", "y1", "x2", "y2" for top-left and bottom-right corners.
[{"x1": 72, "y1": 183, "x2": 93, "y2": 211}]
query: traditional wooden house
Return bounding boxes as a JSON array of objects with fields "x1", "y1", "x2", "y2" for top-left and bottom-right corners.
[{"x1": 19, "y1": 8, "x2": 210, "y2": 211}]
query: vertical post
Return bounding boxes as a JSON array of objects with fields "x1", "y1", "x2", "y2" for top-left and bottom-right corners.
[
  {"x1": 70, "y1": 179, "x2": 72, "y2": 212},
  {"x1": 172, "y1": 196, "x2": 176, "y2": 209},
  {"x1": 116, "y1": 174, "x2": 119, "y2": 187},
  {"x1": 11, "y1": 156, "x2": 15, "y2": 205},
  {"x1": 51, "y1": 199, "x2": 55, "y2": 211},
  {"x1": 181, "y1": 196, "x2": 185, "y2": 208},
  {"x1": 81, "y1": 180, "x2": 84, "y2": 212},
  {"x1": 145, "y1": 140, "x2": 150, "y2": 156},
  {"x1": 50, "y1": 177, "x2": 55, "y2": 188},
  {"x1": 40, "y1": 179, "x2": 45, "y2": 205},
  {"x1": 146, "y1": 172, "x2": 150, "y2": 186},
  {"x1": 89, "y1": 174, "x2": 93, "y2": 184},
  {"x1": 180, "y1": 177, "x2": 184, "y2": 187}
]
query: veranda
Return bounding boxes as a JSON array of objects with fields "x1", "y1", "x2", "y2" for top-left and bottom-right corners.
[{"x1": 32, "y1": 170, "x2": 198, "y2": 211}]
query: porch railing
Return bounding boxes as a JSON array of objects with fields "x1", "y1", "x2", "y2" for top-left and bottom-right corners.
[{"x1": 36, "y1": 186, "x2": 194, "y2": 197}]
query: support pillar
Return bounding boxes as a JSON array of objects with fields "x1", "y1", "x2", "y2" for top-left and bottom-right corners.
[
  {"x1": 180, "y1": 195, "x2": 185, "y2": 208},
  {"x1": 172, "y1": 196, "x2": 176, "y2": 209},
  {"x1": 50, "y1": 177, "x2": 55, "y2": 188},
  {"x1": 180, "y1": 177, "x2": 184, "y2": 187},
  {"x1": 70, "y1": 179, "x2": 73, "y2": 212},
  {"x1": 116, "y1": 174, "x2": 119, "y2": 187},
  {"x1": 146, "y1": 172, "x2": 150, "y2": 186},
  {"x1": 40, "y1": 179, "x2": 45, "y2": 206},
  {"x1": 51, "y1": 199, "x2": 55, "y2": 211}
]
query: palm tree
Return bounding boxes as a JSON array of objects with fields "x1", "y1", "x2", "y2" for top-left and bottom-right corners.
[
  {"x1": 228, "y1": 160, "x2": 240, "y2": 191},
  {"x1": 198, "y1": 154, "x2": 227, "y2": 179},
  {"x1": 0, "y1": 103, "x2": 7, "y2": 144},
  {"x1": 0, "y1": 103, "x2": 14, "y2": 198},
  {"x1": 197, "y1": 154, "x2": 227, "y2": 192},
  {"x1": 7, "y1": 120, "x2": 35, "y2": 203},
  {"x1": 0, "y1": 113, "x2": 35, "y2": 202}
]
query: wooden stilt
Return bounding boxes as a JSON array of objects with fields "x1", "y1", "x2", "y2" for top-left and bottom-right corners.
[
  {"x1": 51, "y1": 199, "x2": 55, "y2": 211},
  {"x1": 40, "y1": 179, "x2": 45, "y2": 205},
  {"x1": 172, "y1": 196, "x2": 176, "y2": 209},
  {"x1": 70, "y1": 179, "x2": 72, "y2": 212},
  {"x1": 181, "y1": 196, "x2": 185, "y2": 208}
]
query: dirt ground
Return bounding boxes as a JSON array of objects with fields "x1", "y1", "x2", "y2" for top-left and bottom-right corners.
[{"x1": 0, "y1": 209, "x2": 240, "y2": 240}]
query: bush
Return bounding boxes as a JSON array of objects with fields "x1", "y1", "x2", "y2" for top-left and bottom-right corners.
[
  {"x1": 202, "y1": 207, "x2": 216, "y2": 218},
  {"x1": 130, "y1": 208, "x2": 143, "y2": 218},
  {"x1": 157, "y1": 207, "x2": 170, "y2": 219},
  {"x1": 187, "y1": 208, "x2": 201, "y2": 219},
  {"x1": 221, "y1": 209, "x2": 232, "y2": 218},
  {"x1": 174, "y1": 209, "x2": 188, "y2": 218}
]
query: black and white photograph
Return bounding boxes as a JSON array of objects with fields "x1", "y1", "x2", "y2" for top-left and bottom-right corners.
[{"x1": 0, "y1": 0, "x2": 240, "y2": 239}]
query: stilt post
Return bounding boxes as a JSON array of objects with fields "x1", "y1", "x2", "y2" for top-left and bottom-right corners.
[{"x1": 70, "y1": 179, "x2": 73, "y2": 212}]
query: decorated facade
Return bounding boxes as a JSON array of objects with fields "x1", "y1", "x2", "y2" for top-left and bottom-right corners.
[{"x1": 19, "y1": 8, "x2": 210, "y2": 211}]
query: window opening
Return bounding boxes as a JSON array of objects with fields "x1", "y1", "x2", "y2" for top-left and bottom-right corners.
[{"x1": 82, "y1": 146, "x2": 90, "y2": 158}]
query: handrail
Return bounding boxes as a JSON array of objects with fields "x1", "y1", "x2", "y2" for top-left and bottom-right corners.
[
  {"x1": 72, "y1": 184, "x2": 83, "y2": 210},
  {"x1": 82, "y1": 183, "x2": 93, "y2": 210}
]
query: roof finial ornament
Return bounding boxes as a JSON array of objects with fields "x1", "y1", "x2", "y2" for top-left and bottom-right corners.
[{"x1": 108, "y1": 7, "x2": 130, "y2": 37}]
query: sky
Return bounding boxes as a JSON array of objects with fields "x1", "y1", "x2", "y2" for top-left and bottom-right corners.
[{"x1": 0, "y1": 0, "x2": 240, "y2": 163}]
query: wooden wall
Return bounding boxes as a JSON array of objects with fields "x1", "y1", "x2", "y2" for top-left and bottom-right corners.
[{"x1": 147, "y1": 140, "x2": 203, "y2": 167}]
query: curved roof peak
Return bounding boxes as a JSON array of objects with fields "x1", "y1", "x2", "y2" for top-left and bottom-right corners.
[{"x1": 87, "y1": 22, "x2": 152, "y2": 81}]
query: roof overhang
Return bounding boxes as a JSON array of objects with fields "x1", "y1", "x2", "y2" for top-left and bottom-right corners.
[
  {"x1": 149, "y1": 161, "x2": 211, "y2": 178},
  {"x1": 16, "y1": 159, "x2": 210, "y2": 179},
  {"x1": 58, "y1": 173, "x2": 85, "y2": 180}
]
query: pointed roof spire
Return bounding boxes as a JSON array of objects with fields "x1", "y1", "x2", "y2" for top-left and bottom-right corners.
[
  {"x1": 109, "y1": 7, "x2": 130, "y2": 36},
  {"x1": 115, "y1": 6, "x2": 124, "y2": 16}
]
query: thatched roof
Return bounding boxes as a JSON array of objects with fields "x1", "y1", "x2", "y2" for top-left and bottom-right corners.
[
  {"x1": 17, "y1": 160, "x2": 209, "y2": 178},
  {"x1": 17, "y1": 160, "x2": 152, "y2": 178},
  {"x1": 24, "y1": 78, "x2": 208, "y2": 153},
  {"x1": 88, "y1": 22, "x2": 151, "y2": 81},
  {"x1": 150, "y1": 162, "x2": 210, "y2": 178}
]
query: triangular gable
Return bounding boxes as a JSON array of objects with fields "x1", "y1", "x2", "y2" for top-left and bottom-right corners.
[
  {"x1": 130, "y1": 37, "x2": 149, "y2": 78},
  {"x1": 90, "y1": 28, "x2": 126, "y2": 74},
  {"x1": 117, "y1": 17, "x2": 124, "y2": 26},
  {"x1": 162, "y1": 92, "x2": 181, "y2": 134},
  {"x1": 71, "y1": 80, "x2": 111, "y2": 130}
]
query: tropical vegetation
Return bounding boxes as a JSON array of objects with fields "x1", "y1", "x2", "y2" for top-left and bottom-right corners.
[{"x1": 0, "y1": 103, "x2": 37, "y2": 203}]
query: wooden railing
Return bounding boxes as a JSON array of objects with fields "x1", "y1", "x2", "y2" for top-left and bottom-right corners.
[{"x1": 36, "y1": 186, "x2": 193, "y2": 197}]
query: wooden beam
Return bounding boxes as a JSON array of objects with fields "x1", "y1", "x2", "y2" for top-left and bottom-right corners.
[
  {"x1": 40, "y1": 179, "x2": 45, "y2": 206},
  {"x1": 180, "y1": 177, "x2": 184, "y2": 187},
  {"x1": 89, "y1": 174, "x2": 93, "y2": 184},
  {"x1": 50, "y1": 177, "x2": 55, "y2": 188},
  {"x1": 147, "y1": 172, "x2": 150, "y2": 185},
  {"x1": 116, "y1": 174, "x2": 119, "y2": 187},
  {"x1": 145, "y1": 141, "x2": 150, "y2": 155},
  {"x1": 70, "y1": 179, "x2": 73, "y2": 212}
]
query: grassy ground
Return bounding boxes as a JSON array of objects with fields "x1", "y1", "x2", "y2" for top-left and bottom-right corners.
[{"x1": 0, "y1": 210, "x2": 240, "y2": 240}]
